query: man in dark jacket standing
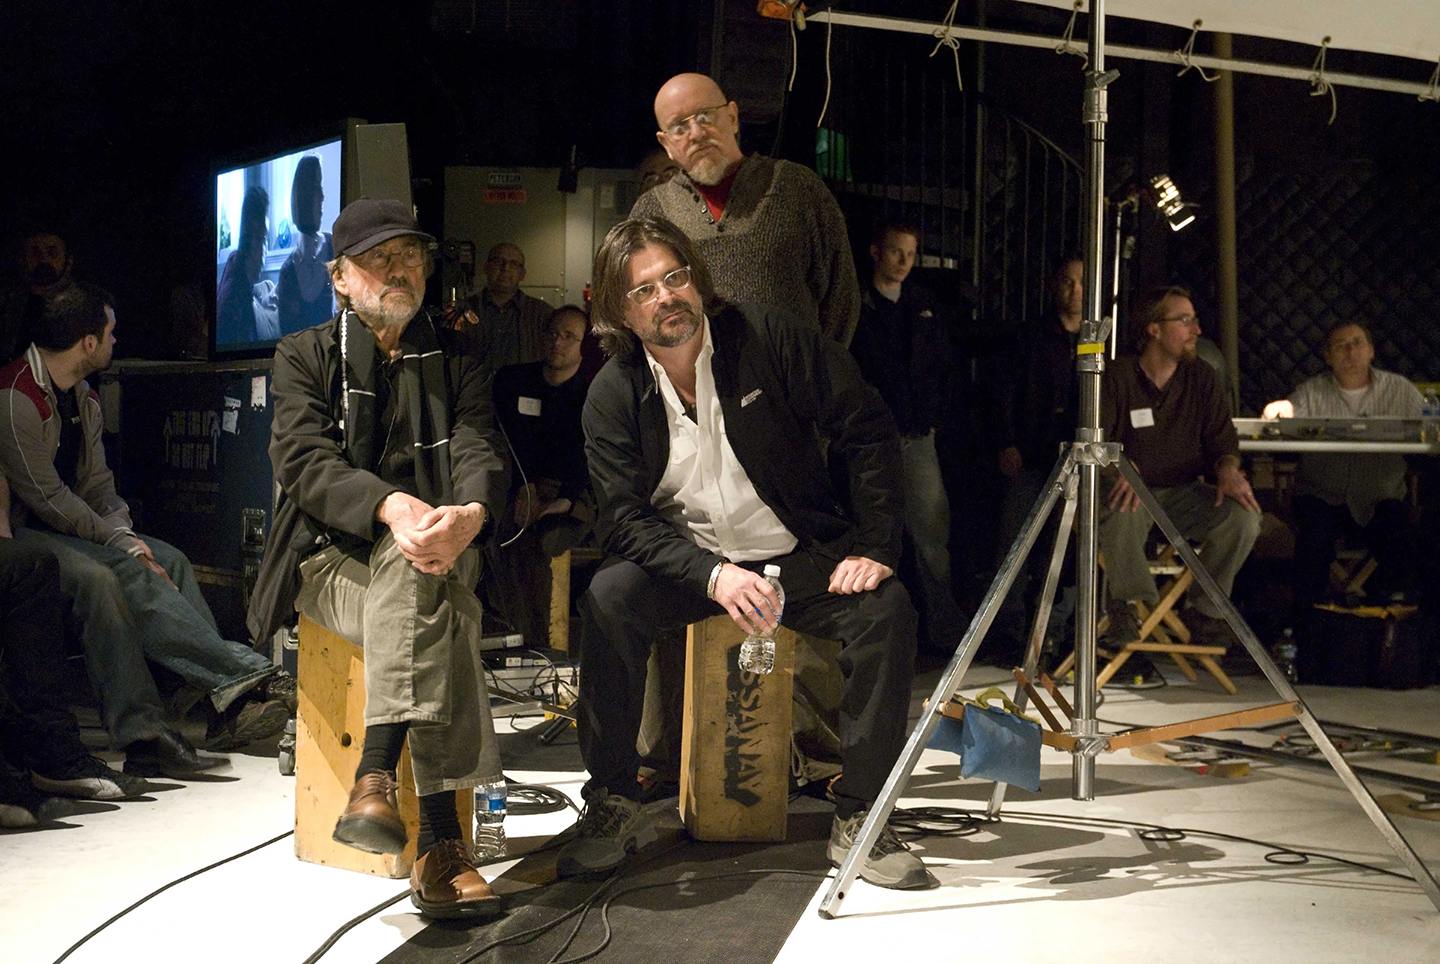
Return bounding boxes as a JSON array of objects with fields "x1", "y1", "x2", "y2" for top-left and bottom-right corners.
[
  {"x1": 851, "y1": 222, "x2": 963, "y2": 653},
  {"x1": 562, "y1": 216, "x2": 931, "y2": 892},
  {"x1": 988, "y1": 256, "x2": 1084, "y2": 660},
  {"x1": 250, "y1": 199, "x2": 509, "y2": 920}
]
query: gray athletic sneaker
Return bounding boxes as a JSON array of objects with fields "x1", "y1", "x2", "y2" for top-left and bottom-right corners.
[
  {"x1": 32, "y1": 755, "x2": 152, "y2": 800},
  {"x1": 827, "y1": 811, "x2": 935, "y2": 890},
  {"x1": 554, "y1": 789, "x2": 657, "y2": 878}
]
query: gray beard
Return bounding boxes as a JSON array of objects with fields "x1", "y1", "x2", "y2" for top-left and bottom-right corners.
[
  {"x1": 686, "y1": 154, "x2": 733, "y2": 186},
  {"x1": 643, "y1": 305, "x2": 701, "y2": 348},
  {"x1": 352, "y1": 281, "x2": 423, "y2": 331}
]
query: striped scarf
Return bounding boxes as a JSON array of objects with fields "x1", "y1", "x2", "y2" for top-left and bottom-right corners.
[{"x1": 339, "y1": 309, "x2": 454, "y2": 507}]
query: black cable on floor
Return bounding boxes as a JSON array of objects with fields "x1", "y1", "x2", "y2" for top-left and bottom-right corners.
[
  {"x1": 298, "y1": 889, "x2": 411, "y2": 964},
  {"x1": 50, "y1": 829, "x2": 294, "y2": 964},
  {"x1": 507, "y1": 780, "x2": 580, "y2": 817}
]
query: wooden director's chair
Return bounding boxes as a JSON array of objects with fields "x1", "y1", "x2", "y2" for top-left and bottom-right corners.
[{"x1": 1056, "y1": 545, "x2": 1237, "y2": 694}]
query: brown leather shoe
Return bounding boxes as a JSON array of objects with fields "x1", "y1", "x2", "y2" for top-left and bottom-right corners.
[
  {"x1": 332, "y1": 771, "x2": 406, "y2": 855},
  {"x1": 409, "y1": 839, "x2": 504, "y2": 919}
]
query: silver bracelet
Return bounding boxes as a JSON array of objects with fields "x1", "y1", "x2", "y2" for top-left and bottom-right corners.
[{"x1": 706, "y1": 560, "x2": 725, "y2": 600}]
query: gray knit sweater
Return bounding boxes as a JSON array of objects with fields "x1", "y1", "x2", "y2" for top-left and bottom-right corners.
[{"x1": 629, "y1": 154, "x2": 861, "y2": 347}]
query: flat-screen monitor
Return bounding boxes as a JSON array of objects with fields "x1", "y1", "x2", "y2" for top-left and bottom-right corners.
[{"x1": 213, "y1": 136, "x2": 343, "y2": 355}]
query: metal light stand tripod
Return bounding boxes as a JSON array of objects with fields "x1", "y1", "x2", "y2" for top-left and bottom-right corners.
[{"x1": 819, "y1": 1, "x2": 1440, "y2": 919}]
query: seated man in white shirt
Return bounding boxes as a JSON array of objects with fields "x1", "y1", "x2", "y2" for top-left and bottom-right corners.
[
  {"x1": 565, "y1": 216, "x2": 931, "y2": 891},
  {"x1": 1262, "y1": 322, "x2": 1424, "y2": 607}
]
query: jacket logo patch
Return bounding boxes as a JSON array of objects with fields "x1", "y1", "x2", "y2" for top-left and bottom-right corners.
[{"x1": 741, "y1": 388, "x2": 763, "y2": 408}]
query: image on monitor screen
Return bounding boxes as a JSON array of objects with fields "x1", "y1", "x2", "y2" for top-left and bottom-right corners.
[{"x1": 215, "y1": 137, "x2": 343, "y2": 352}]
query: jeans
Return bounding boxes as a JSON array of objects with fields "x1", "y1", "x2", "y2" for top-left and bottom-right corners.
[
  {"x1": 294, "y1": 532, "x2": 501, "y2": 796},
  {"x1": 578, "y1": 547, "x2": 917, "y2": 807},
  {"x1": 899, "y1": 432, "x2": 965, "y2": 650},
  {"x1": 1097, "y1": 479, "x2": 1261, "y2": 618},
  {"x1": 14, "y1": 528, "x2": 269, "y2": 746}
]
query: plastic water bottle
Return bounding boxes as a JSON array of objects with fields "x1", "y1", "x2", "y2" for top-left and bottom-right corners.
[
  {"x1": 737, "y1": 565, "x2": 785, "y2": 676},
  {"x1": 473, "y1": 779, "x2": 507, "y2": 860},
  {"x1": 1271, "y1": 628, "x2": 1299, "y2": 684}
]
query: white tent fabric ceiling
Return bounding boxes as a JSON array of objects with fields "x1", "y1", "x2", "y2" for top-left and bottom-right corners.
[{"x1": 1014, "y1": 0, "x2": 1440, "y2": 65}]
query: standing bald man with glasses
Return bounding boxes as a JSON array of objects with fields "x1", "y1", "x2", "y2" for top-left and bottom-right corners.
[
  {"x1": 250, "y1": 198, "x2": 510, "y2": 919},
  {"x1": 629, "y1": 73, "x2": 861, "y2": 348},
  {"x1": 560, "y1": 216, "x2": 933, "y2": 891}
]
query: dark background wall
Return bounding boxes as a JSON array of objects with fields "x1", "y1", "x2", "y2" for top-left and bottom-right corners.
[
  {"x1": 5, "y1": 0, "x2": 1438, "y2": 407},
  {"x1": 1, "y1": 0, "x2": 720, "y2": 358}
]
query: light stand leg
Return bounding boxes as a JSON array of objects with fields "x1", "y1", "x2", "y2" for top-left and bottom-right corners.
[
  {"x1": 988, "y1": 472, "x2": 1078, "y2": 817},
  {"x1": 817, "y1": 452, "x2": 1076, "y2": 919},
  {"x1": 1114, "y1": 457, "x2": 1440, "y2": 910}
]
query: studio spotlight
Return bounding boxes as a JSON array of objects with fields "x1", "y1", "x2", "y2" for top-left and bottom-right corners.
[{"x1": 1148, "y1": 174, "x2": 1196, "y2": 231}]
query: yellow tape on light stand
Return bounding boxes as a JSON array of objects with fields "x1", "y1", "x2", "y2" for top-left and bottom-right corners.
[{"x1": 1076, "y1": 342, "x2": 1105, "y2": 355}]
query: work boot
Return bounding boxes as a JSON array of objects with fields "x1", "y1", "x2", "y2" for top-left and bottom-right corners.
[
  {"x1": 202, "y1": 697, "x2": 290, "y2": 751},
  {"x1": 1101, "y1": 600, "x2": 1144, "y2": 646},
  {"x1": 827, "y1": 810, "x2": 935, "y2": 890},
  {"x1": 255, "y1": 670, "x2": 298, "y2": 714},
  {"x1": 333, "y1": 770, "x2": 407, "y2": 855},
  {"x1": 554, "y1": 788, "x2": 657, "y2": 878},
  {"x1": 409, "y1": 839, "x2": 504, "y2": 919},
  {"x1": 1185, "y1": 611, "x2": 1239, "y2": 650}
]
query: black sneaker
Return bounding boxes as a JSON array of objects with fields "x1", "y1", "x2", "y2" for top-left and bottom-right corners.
[
  {"x1": 203, "y1": 698, "x2": 290, "y2": 751},
  {"x1": 32, "y1": 755, "x2": 153, "y2": 800},
  {"x1": 554, "y1": 788, "x2": 657, "y2": 878}
]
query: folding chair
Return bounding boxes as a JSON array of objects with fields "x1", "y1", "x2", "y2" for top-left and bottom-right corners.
[{"x1": 1055, "y1": 545, "x2": 1237, "y2": 694}]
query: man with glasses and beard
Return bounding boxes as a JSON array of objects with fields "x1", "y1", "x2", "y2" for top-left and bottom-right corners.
[
  {"x1": 629, "y1": 73, "x2": 860, "y2": 348},
  {"x1": 1098, "y1": 285, "x2": 1261, "y2": 656},
  {"x1": 250, "y1": 198, "x2": 510, "y2": 920},
  {"x1": 560, "y1": 216, "x2": 933, "y2": 892}
]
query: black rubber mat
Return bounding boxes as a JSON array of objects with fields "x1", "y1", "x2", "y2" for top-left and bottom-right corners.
[
  {"x1": 378, "y1": 796, "x2": 836, "y2": 964},
  {"x1": 497, "y1": 721, "x2": 585, "y2": 772}
]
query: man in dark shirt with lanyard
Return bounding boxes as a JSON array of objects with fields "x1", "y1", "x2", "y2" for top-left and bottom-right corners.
[
  {"x1": 487, "y1": 304, "x2": 595, "y2": 649},
  {"x1": 1100, "y1": 285, "x2": 1262, "y2": 649}
]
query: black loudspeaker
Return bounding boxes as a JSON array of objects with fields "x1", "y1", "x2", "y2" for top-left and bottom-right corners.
[{"x1": 346, "y1": 123, "x2": 413, "y2": 209}]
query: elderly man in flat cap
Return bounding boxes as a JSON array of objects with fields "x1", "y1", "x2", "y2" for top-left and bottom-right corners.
[{"x1": 249, "y1": 198, "x2": 510, "y2": 919}]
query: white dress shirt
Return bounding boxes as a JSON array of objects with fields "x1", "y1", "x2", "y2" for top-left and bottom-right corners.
[{"x1": 645, "y1": 316, "x2": 797, "y2": 562}]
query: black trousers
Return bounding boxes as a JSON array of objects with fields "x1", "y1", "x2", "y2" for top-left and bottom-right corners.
[
  {"x1": 577, "y1": 546, "x2": 917, "y2": 807},
  {"x1": 1292, "y1": 495, "x2": 1410, "y2": 611},
  {"x1": 0, "y1": 539, "x2": 89, "y2": 769}
]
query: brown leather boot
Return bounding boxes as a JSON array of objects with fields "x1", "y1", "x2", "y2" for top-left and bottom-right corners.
[
  {"x1": 332, "y1": 771, "x2": 406, "y2": 855},
  {"x1": 409, "y1": 839, "x2": 503, "y2": 919}
]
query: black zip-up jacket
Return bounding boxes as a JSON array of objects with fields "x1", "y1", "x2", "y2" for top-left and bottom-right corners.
[
  {"x1": 851, "y1": 281, "x2": 952, "y2": 437},
  {"x1": 991, "y1": 313, "x2": 1080, "y2": 468},
  {"x1": 246, "y1": 312, "x2": 508, "y2": 644},
  {"x1": 582, "y1": 302, "x2": 903, "y2": 596}
]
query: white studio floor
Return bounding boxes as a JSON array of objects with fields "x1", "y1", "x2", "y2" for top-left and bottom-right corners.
[{"x1": 4, "y1": 665, "x2": 1439, "y2": 964}]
